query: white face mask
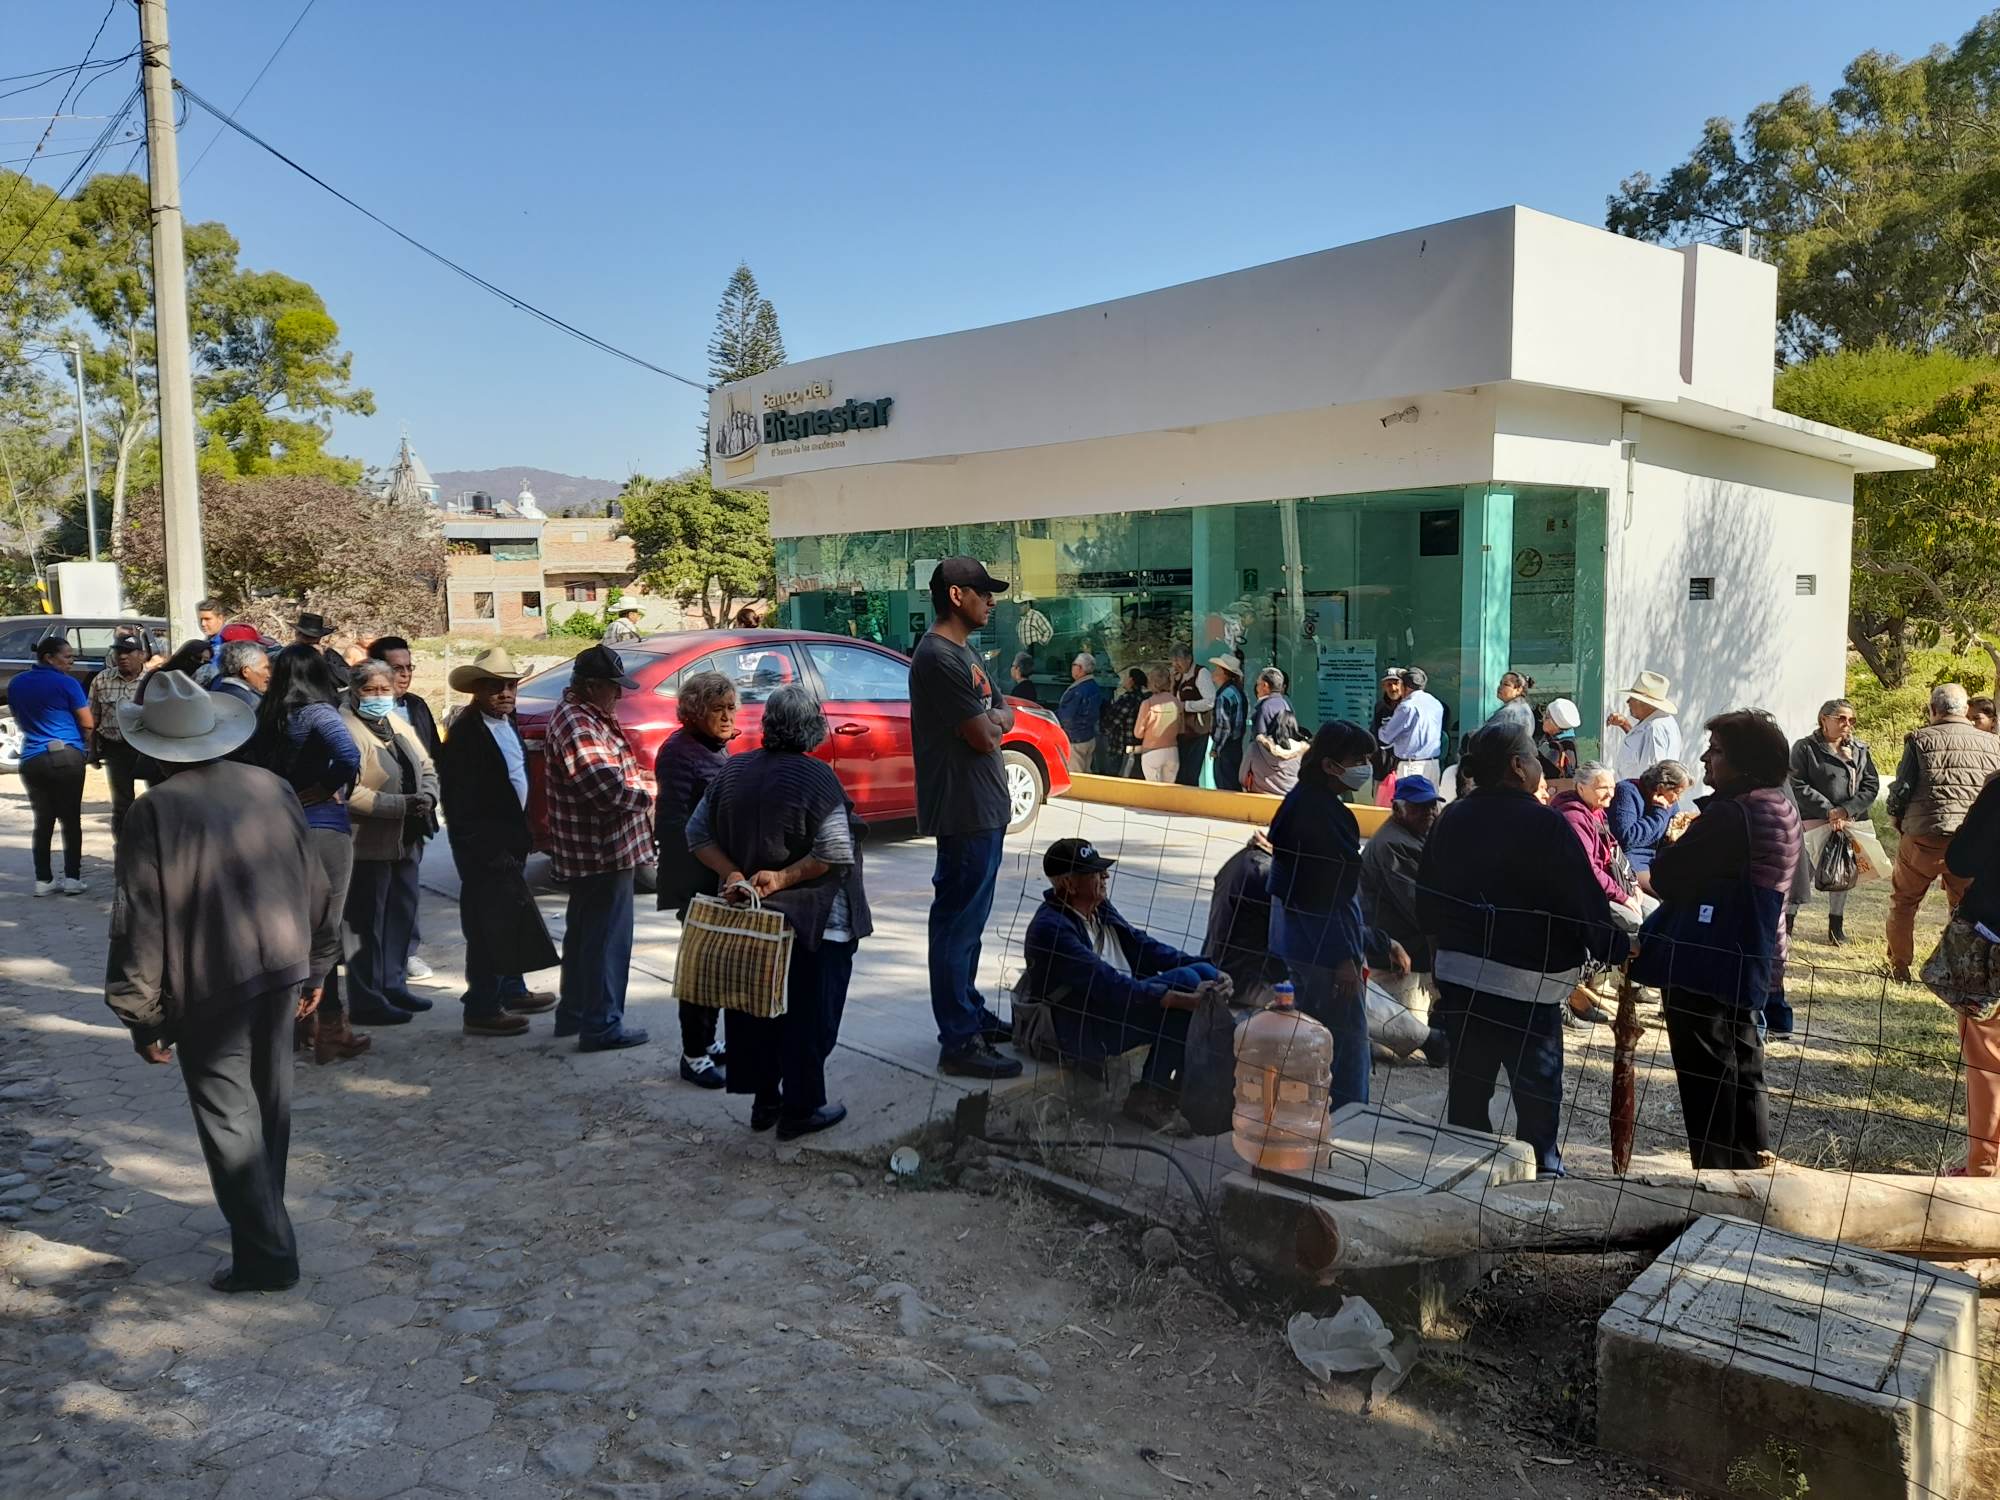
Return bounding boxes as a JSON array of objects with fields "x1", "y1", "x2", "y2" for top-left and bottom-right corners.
[{"x1": 1338, "y1": 763, "x2": 1372, "y2": 790}]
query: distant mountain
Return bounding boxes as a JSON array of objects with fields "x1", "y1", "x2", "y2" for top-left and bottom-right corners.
[{"x1": 431, "y1": 467, "x2": 624, "y2": 517}]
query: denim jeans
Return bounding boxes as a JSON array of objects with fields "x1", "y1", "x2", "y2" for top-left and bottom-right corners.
[
  {"x1": 1291, "y1": 958, "x2": 1371, "y2": 1110},
  {"x1": 1432, "y1": 983, "x2": 1566, "y2": 1175},
  {"x1": 929, "y1": 826, "x2": 1005, "y2": 1052},
  {"x1": 558, "y1": 869, "x2": 636, "y2": 1043}
]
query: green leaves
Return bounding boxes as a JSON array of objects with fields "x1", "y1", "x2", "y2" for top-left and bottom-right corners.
[{"x1": 618, "y1": 469, "x2": 773, "y2": 628}]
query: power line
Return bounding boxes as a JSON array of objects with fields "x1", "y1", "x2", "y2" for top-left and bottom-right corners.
[
  {"x1": 0, "y1": 56, "x2": 133, "y2": 108},
  {"x1": 0, "y1": 1, "x2": 124, "y2": 219},
  {"x1": 175, "y1": 80, "x2": 711, "y2": 392},
  {"x1": 184, "y1": 0, "x2": 319, "y2": 182},
  {"x1": 0, "y1": 85, "x2": 142, "y2": 282}
]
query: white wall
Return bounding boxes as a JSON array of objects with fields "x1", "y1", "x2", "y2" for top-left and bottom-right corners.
[{"x1": 1600, "y1": 417, "x2": 1853, "y2": 777}]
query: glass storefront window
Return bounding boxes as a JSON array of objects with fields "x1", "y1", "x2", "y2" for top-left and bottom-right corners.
[{"x1": 772, "y1": 481, "x2": 1608, "y2": 766}]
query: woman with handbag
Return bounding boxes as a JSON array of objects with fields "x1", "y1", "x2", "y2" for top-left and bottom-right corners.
[
  {"x1": 1941, "y1": 775, "x2": 2000, "y2": 1176},
  {"x1": 340, "y1": 659, "x2": 440, "y2": 1027},
  {"x1": 1643, "y1": 710, "x2": 1800, "y2": 1170},
  {"x1": 687, "y1": 685, "x2": 872, "y2": 1141},
  {"x1": 655, "y1": 670, "x2": 738, "y2": 1088},
  {"x1": 1786, "y1": 697, "x2": 1878, "y2": 947}
]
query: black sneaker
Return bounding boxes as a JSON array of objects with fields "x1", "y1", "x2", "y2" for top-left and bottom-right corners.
[
  {"x1": 707, "y1": 1038, "x2": 729, "y2": 1067},
  {"x1": 977, "y1": 1008, "x2": 1012, "y2": 1044},
  {"x1": 939, "y1": 1043, "x2": 1023, "y2": 1080},
  {"x1": 776, "y1": 1103, "x2": 848, "y2": 1141},
  {"x1": 680, "y1": 1054, "x2": 726, "y2": 1089},
  {"x1": 578, "y1": 1027, "x2": 650, "y2": 1053}
]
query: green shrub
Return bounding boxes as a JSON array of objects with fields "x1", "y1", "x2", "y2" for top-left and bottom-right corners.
[
  {"x1": 1847, "y1": 647, "x2": 1994, "y2": 744},
  {"x1": 548, "y1": 608, "x2": 606, "y2": 641}
]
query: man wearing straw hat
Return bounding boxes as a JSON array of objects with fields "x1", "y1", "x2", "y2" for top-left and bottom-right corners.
[
  {"x1": 104, "y1": 672, "x2": 337, "y2": 1293},
  {"x1": 1607, "y1": 669, "x2": 1684, "y2": 786},
  {"x1": 436, "y1": 647, "x2": 561, "y2": 1038}
]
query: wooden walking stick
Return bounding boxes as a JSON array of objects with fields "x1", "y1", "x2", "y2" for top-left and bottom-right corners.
[{"x1": 1610, "y1": 954, "x2": 1644, "y2": 1174}]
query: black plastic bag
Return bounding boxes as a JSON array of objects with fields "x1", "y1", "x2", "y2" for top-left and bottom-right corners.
[
  {"x1": 1180, "y1": 987, "x2": 1245, "y2": 1136},
  {"x1": 1814, "y1": 828, "x2": 1860, "y2": 893}
]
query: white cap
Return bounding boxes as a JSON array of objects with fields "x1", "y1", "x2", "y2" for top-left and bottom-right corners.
[{"x1": 1544, "y1": 697, "x2": 1581, "y2": 731}]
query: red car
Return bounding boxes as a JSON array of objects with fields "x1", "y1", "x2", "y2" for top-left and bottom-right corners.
[{"x1": 512, "y1": 629, "x2": 1073, "y2": 844}]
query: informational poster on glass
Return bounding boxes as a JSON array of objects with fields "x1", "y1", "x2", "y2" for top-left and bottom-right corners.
[{"x1": 1315, "y1": 641, "x2": 1378, "y2": 727}]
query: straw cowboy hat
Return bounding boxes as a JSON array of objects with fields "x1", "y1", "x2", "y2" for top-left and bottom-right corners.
[
  {"x1": 447, "y1": 646, "x2": 526, "y2": 693},
  {"x1": 115, "y1": 671, "x2": 256, "y2": 763},
  {"x1": 1622, "y1": 670, "x2": 1678, "y2": 716}
]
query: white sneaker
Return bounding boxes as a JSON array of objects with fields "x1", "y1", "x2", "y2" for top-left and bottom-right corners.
[
  {"x1": 59, "y1": 878, "x2": 88, "y2": 896},
  {"x1": 406, "y1": 956, "x2": 435, "y2": 980},
  {"x1": 33, "y1": 879, "x2": 58, "y2": 898}
]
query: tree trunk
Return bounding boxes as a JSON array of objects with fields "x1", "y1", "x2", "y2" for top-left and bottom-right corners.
[
  {"x1": 1288, "y1": 1164, "x2": 2000, "y2": 1277},
  {"x1": 109, "y1": 415, "x2": 145, "y2": 559},
  {"x1": 1847, "y1": 615, "x2": 1901, "y2": 688}
]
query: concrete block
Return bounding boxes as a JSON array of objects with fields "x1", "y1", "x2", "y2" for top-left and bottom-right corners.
[
  {"x1": 1597, "y1": 1215, "x2": 1979, "y2": 1500},
  {"x1": 1300, "y1": 1101, "x2": 1537, "y2": 1199}
]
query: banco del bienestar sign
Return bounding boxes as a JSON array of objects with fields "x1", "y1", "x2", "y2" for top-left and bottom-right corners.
[
  {"x1": 711, "y1": 377, "x2": 894, "y2": 477},
  {"x1": 762, "y1": 394, "x2": 892, "y2": 444}
]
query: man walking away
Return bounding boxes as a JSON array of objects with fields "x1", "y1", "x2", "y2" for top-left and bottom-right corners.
[
  {"x1": 1378, "y1": 666, "x2": 1445, "y2": 790},
  {"x1": 605, "y1": 606, "x2": 645, "y2": 645},
  {"x1": 545, "y1": 644, "x2": 654, "y2": 1050},
  {"x1": 910, "y1": 557, "x2": 1024, "y2": 1079},
  {"x1": 88, "y1": 634, "x2": 149, "y2": 841},
  {"x1": 1886, "y1": 683, "x2": 2000, "y2": 981},
  {"x1": 105, "y1": 673, "x2": 335, "y2": 1292},
  {"x1": 367, "y1": 636, "x2": 441, "y2": 759},
  {"x1": 437, "y1": 647, "x2": 560, "y2": 1037},
  {"x1": 1055, "y1": 651, "x2": 1105, "y2": 774}
]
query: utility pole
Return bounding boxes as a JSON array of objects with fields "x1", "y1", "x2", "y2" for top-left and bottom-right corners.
[
  {"x1": 138, "y1": 0, "x2": 205, "y2": 643},
  {"x1": 62, "y1": 342, "x2": 98, "y2": 562}
]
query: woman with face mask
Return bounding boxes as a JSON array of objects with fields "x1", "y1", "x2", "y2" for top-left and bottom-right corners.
[
  {"x1": 340, "y1": 659, "x2": 441, "y2": 1026},
  {"x1": 1266, "y1": 718, "x2": 1413, "y2": 1111}
]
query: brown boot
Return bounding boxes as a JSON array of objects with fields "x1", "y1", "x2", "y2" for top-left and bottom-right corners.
[{"x1": 314, "y1": 1013, "x2": 373, "y2": 1064}]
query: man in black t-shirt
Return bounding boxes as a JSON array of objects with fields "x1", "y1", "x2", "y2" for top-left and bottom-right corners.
[{"x1": 910, "y1": 557, "x2": 1026, "y2": 1079}]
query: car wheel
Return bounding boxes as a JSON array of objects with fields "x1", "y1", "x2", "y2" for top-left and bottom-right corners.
[
  {"x1": 1002, "y1": 749, "x2": 1045, "y2": 834},
  {"x1": 0, "y1": 710, "x2": 21, "y2": 775}
]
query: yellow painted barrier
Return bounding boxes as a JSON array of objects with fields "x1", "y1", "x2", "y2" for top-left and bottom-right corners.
[{"x1": 1062, "y1": 772, "x2": 1390, "y2": 836}]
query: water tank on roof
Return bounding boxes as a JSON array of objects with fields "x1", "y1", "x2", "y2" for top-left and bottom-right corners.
[{"x1": 470, "y1": 490, "x2": 493, "y2": 513}]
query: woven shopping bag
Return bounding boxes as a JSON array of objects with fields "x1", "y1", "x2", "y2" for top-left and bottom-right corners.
[{"x1": 673, "y1": 885, "x2": 793, "y2": 1018}]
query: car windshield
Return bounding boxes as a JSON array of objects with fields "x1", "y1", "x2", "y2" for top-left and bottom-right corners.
[{"x1": 513, "y1": 662, "x2": 574, "y2": 705}]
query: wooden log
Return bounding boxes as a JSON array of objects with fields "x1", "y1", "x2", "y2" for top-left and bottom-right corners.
[
  {"x1": 1608, "y1": 970, "x2": 1642, "y2": 1175},
  {"x1": 1292, "y1": 1164, "x2": 2000, "y2": 1278}
]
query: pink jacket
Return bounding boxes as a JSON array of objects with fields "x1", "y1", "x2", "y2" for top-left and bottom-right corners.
[{"x1": 1551, "y1": 788, "x2": 1627, "y2": 905}]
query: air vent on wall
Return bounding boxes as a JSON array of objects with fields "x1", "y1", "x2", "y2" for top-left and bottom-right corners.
[
  {"x1": 1689, "y1": 577, "x2": 1715, "y2": 601},
  {"x1": 1796, "y1": 574, "x2": 1817, "y2": 596}
]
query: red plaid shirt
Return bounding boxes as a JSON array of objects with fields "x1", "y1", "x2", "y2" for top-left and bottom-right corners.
[{"x1": 544, "y1": 697, "x2": 655, "y2": 880}]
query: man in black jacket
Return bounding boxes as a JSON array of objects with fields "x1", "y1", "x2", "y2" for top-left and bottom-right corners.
[
  {"x1": 436, "y1": 648, "x2": 560, "y2": 1037},
  {"x1": 105, "y1": 672, "x2": 335, "y2": 1293},
  {"x1": 1416, "y1": 728, "x2": 1628, "y2": 1176}
]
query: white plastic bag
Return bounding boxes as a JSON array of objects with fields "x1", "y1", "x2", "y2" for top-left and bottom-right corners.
[
  {"x1": 1805, "y1": 821, "x2": 1889, "y2": 886},
  {"x1": 1286, "y1": 1297, "x2": 1417, "y2": 1400}
]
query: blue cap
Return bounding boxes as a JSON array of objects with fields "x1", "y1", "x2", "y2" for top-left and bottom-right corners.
[{"x1": 1391, "y1": 774, "x2": 1440, "y2": 805}]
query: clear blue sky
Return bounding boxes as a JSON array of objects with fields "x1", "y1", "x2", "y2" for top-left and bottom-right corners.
[{"x1": 7, "y1": 0, "x2": 1988, "y2": 481}]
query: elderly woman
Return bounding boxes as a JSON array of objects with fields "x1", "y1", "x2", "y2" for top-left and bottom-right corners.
[
  {"x1": 688, "y1": 685, "x2": 872, "y2": 1140},
  {"x1": 1098, "y1": 667, "x2": 1149, "y2": 777},
  {"x1": 1551, "y1": 763, "x2": 1644, "y2": 929},
  {"x1": 254, "y1": 646, "x2": 367, "y2": 1062},
  {"x1": 1267, "y1": 719, "x2": 1412, "y2": 1110},
  {"x1": 1244, "y1": 668, "x2": 1307, "y2": 795},
  {"x1": 656, "y1": 670, "x2": 739, "y2": 1088},
  {"x1": 1536, "y1": 698, "x2": 1581, "y2": 782},
  {"x1": 1787, "y1": 697, "x2": 1879, "y2": 947},
  {"x1": 339, "y1": 658, "x2": 440, "y2": 1026},
  {"x1": 1134, "y1": 665, "x2": 1182, "y2": 783},
  {"x1": 1641, "y1": 710, "x2": 1800, "y2": 1171}
]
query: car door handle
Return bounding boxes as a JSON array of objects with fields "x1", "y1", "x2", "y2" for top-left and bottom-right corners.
[{"x1": 834, "y1": 722, "x2": 868, "y2": 736}]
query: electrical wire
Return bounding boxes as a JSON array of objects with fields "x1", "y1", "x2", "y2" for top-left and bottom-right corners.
[
  {"x1": 173, "y1": 80, "x2": 710, "y2": 392},
  {"x1": 0, "y1": 85, "x2": 142, "y2": 281},
  {"x1": 0, "y1": 1, "x2": 123, "y2": 218},
  {"x1": 183, "y1": 0, "x2": 319, "y2": 182}
]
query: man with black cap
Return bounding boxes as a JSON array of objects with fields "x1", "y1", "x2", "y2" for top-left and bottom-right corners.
[
  {"x1": 87, "y1": 633, "x2": 151, "y2": 841},
  {"x1": 1021, "y1": 837, "x2": 1230, "y2": 1127},
  {"x1": 544, "y1": 643, "x2": 654, "y2": 1051},
  {"x1": 911, "y1": 556, "x2": 1024, "y2": 1079}
]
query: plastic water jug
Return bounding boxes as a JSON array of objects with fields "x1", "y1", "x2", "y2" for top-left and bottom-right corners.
[{"x1": 1231, "y1": 981, "x2": 1333, "y2": 1171}]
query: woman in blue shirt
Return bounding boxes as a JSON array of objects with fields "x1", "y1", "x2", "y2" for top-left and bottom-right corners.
[
  {"x1": 11, "y1": 637, "x2": 94, "y2": 895},
  {"x1": 1267, "y1": 718, "x2": 1412, "y2": 1109}
]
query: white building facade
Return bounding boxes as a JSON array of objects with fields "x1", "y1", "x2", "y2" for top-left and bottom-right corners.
[{"x1": 710, "y1": 207, "x2": 1929, "y2": 765}]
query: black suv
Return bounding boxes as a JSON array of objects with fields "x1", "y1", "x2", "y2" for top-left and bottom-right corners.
[{"x1": 0, "y1": 614, "x2": 169, "y2": 772}]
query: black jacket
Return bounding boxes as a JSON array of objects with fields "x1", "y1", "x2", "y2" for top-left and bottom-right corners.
[
  {"x1": 1947, "y1": 776, "x2": 2000, "y2": 929},
  {"x1": 398, "y1": 693, "x2": 442, "y2": 760},
  {"x1": 1415, "y1": 785, "x2": 1627, "y2": 975},
  {"x1": 1788, "y1": 733, "x2": 1878, "y2": 822},
  {"x1": 436, "y1": 709, "x2": 531, "y2": 863}
]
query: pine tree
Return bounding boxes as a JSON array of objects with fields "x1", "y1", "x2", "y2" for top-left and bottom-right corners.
[{"x1": 703, "y1": 263, "x2": 786, "y2": 454}]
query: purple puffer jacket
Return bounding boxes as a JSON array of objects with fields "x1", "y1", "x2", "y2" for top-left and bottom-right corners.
[{"x1": 1651, "y1": 783, "x2": 1801, "y2": 979}]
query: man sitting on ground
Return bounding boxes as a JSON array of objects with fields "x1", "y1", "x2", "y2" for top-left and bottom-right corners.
[
  {"x1": 1359, "y1": 774, "x2": 1441, "y2": 1012},
  {"x1": 1022, "y1": 838, "x2": 1230, "y2": 1127}
]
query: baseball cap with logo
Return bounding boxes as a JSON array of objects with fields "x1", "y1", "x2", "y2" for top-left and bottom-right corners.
[{"x1": 1043, "y1": 837, "x2": 1117, "y2": 878}]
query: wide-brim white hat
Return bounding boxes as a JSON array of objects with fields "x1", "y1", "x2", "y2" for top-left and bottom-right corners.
[
  {"x1": 1622, "y1": 670, "x2": 1678, "y2": 716},
  {"x1": 116, "y1": 670, "x2": 256, "y2": 763}
]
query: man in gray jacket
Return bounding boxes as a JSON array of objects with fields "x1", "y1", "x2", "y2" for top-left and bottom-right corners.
[
  {"x1": 105, "y1": 673, "x2": 335, "y2": 1293},
  {"x1": 1886, "y1": 683, "x2": 2000, "y2": 980}
]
